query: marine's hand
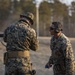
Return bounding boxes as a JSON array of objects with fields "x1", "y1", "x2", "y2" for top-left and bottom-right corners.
[{"x1": 45, "y1": 63, "x2": 52, "y2": 69}]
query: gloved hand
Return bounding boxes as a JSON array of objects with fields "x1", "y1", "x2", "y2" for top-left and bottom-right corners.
[{"x1": 45, "y1": 63, "x2": 52, "y2": 69}]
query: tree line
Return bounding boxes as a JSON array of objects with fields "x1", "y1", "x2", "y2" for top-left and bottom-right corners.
[{"x1": 0, "y1": 0, "x2": 75, "y2": 37}]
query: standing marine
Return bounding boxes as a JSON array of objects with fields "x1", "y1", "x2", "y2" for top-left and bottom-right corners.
[
  {"x1": 45, "y1": 22, "x2": 75, "y2": 75},
  {"x1": 3, "y1": 12, "x2": 39, "y2": 75}
]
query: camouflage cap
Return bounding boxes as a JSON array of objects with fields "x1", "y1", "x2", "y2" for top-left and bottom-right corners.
[
  {"x1": 20, "y1": 12, "x2": 34, "y2": 25},
  {"x1": 50, "y1": 22, "x2": 62, "y2": 33}
]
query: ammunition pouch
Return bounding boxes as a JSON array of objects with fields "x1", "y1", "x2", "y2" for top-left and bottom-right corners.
[
  {"x1": 4, "y1": 52, "x2": 8, "y2": 65},
  {"x1": 4, "y1": 50, "x2": 30, "y2": 65}
]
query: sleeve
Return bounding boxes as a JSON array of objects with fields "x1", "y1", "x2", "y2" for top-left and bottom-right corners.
[
  {"x1": 61, "y1": 40, "x2": 75, "y2": 75},
  {"x1": 48, "y1": 38, "x2": 54, "y2": 64},
  {"x1": 29, "y1": 29, "x2": 39, "y2": 51},
  {"x1": 48, "y1": 55, "x2": 54, "y2": 64}
]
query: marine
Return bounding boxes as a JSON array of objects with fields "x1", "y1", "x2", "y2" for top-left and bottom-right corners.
[
  {"x1": 3, "y1": 12, "x2": 39, "y2": 75},
  {"x1": 45, "y1": 22, "x2": 75, "y2": 75}
]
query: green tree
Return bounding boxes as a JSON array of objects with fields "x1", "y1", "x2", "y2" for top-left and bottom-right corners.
[
  {"x1": 0, "y1": 0, "x2": 10, "y2": 22},
  {"x1": 51, "y1": 0, "x2": 68, "y2": 22},
  {"x1": 39, "y1": 1, "x2": 50, "y2": 36}
]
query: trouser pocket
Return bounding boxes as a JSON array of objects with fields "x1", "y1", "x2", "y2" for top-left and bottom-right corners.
[{"x1": 53, "y1": 64, "x2": 66, "y2": 74}]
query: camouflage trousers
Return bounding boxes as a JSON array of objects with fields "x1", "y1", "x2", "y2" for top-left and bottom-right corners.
[
  {"x1": 54, "y1": 73, "x2": 74, "y2": 75},
  {"x1": 54, "y1": 73, "x2": 65, "y2": 75},
  {"x1": 5, "y1": 57, "x2": 32, "y2": 75},
  {"x1": 53, "y1": 64, "x2": 74, "y2": 75}
]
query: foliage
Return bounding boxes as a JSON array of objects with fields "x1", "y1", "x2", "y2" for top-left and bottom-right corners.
[
  {"x1": 0, "y1": 0, "x2": 75, "y2": 37},
  {"x1": 0, "y1": 0, "x2": 10, "y2": 22}
]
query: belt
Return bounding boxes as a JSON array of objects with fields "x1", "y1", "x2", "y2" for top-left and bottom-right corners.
[{"x1": 7, "y1": 50, "x2": 30, "y2": 58}]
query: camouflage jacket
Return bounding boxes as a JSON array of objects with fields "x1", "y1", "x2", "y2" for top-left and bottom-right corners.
[
  {"x1": 3, "y1": 21, "x2": 38, "y2": 51},
  {"x1": 49, "y1": 33, "x2": 75, "y2": 75}
]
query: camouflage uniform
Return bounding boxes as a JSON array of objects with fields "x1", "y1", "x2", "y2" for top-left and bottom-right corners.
[
  {"x1": 3, "y1": 13, "x2": 38, "y2": 75},
  {"x1": 48, "y1": 33, "x2": 75, "y2": 75}
]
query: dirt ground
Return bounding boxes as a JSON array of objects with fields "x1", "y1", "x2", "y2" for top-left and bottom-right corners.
[{"x1": 0, "y1": 37, "x2": 75, "y2": 75}]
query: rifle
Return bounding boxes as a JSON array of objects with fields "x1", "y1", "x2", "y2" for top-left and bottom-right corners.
[
  {"x1": 0, "y1": 32, "x2": 6, "y2": 46},
  {"x1": 0, "y1": 32, "x2": 4, "y2": 37}
]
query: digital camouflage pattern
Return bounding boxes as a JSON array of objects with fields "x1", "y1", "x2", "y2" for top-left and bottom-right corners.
[
  {"x1": 5, "y1": 57, "x2": 31, "y2": 75},
  {"x1": 3, "y1": 21, "x2": 38, "y2": 51},
  {"x1": 48, "y1": 33, "x2": 75, "y2": 75},
  {"x1": 3, "y1": 21, "x2": 38, "y2": 75}
]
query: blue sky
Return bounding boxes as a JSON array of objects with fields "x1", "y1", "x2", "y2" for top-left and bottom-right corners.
[
  {"x1": 60, "y1": 0, "x2": 74, "y2": 5},
  {"x1": 37, "y1": 0, "x2": 74, "y2": 5}
]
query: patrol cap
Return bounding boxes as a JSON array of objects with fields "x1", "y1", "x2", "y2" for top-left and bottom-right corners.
[
  {"x1": 20, "y1": 12, "x2": 34, "y2": 25},
  {"x1": 50, "y1": 22, "x2": 62, "y2": 33}
]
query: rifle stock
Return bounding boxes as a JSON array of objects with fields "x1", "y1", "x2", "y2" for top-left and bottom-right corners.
[
  {"x1": 0, "y1": 34, "x2": 3, "y2": 37},
  {"x1": 0, "y1": 32, "x2": 4, "y2": 37}
]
